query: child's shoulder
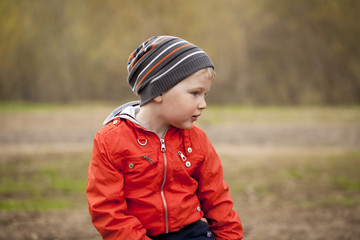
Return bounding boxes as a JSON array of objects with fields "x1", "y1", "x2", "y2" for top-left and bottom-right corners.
[
  {"x1": 96, "y1": 117, "x2": 130, "y2": 138},
  {"x1": 188, "y1": 125, "x2": 206, "y2": 134},
  {"x1": 188, "y1": 124, "x2": 206, "y2": 135},
  {"x1": 187, "y1": 125, "x2": 210, "y2": 143}
]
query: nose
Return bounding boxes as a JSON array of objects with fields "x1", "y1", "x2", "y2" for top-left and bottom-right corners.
[{"x1": 198, "y1": 97, "x2": 207, "y2": 110}]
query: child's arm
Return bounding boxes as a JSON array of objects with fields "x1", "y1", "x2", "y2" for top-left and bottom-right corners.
[
  {"x1": 193, "y1": 135, "x2": 244, "y2": 240},
  {"x1": 86, "y1": 132, "x2": 152, "y2": 240}
]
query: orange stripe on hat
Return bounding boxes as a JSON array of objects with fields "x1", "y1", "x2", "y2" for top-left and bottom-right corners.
[
  {"x1": 135, "y1": 43, "x2": 192, "y2": 89},
  {"x1": 130, "y1": 37, "x2": 170, "y2": 72}
]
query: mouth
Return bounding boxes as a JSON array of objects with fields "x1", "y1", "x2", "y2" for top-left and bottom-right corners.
[{"x1": 192, "y1": 114, "x2": 201, "y2": 121}]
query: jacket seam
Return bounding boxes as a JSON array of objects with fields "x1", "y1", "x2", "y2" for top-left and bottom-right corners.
[{"x1": 100, "y1": 132, "x2": 123, "y2": 184}]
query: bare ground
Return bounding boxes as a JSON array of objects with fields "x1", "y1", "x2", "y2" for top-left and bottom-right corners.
[{"x1": 1, "y1": 105, "x2": 359, "y2": 239}]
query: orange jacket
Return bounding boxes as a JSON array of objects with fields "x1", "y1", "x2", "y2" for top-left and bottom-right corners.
[{"x1": 86, "y1": 104, "x2": 243, "y2": 239}]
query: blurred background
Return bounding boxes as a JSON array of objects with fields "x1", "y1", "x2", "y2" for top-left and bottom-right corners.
[
  {"x1": 0, "y1": 0, "x2": 360, "y2": 239},
  {"x1": 1, "y1": 0, "x2": 360, "y2": 105}
]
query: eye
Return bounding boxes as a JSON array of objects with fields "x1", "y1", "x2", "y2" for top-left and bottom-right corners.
[{"x1": 191, "y1": 91, "x2": 199, "y2": 96}]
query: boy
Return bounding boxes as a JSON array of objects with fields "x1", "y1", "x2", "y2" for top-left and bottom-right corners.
[{"x1": 86, "y1": 36, "x2": 243, "y2": 239}]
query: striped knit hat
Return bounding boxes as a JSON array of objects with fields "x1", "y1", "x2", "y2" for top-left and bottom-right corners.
[{"x1": 127, "y1": 36, "x2": 214, "y2": 105}]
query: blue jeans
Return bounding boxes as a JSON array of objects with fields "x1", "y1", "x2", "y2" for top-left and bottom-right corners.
[{"x1": 149, "y1": 220, "x2": 215, "y2": 240}]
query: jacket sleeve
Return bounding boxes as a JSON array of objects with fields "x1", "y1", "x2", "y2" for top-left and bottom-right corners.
[
  {"x1": 193, "y1": 135, "x2": 244, "y2": 240},
  {"x1": 86, "y1": 132, "x2": 152, "y2": 240}
]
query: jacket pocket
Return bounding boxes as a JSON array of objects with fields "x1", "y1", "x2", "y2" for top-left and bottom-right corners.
[
  {"x1": 122, "y1": 154, "x2": 159, "y2": 196},
  {"x1": 175, "y1": 151, "x2": 204, "y2": 184},
  {"x1": 177, "y1": 151, "x2": 204, "y2": 176}
]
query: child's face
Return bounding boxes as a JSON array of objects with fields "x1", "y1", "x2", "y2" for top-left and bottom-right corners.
[{"x1": 156, "y1": 69, "x2": 213, "y2": 130}]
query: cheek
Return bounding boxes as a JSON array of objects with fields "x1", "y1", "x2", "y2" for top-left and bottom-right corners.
[
  {"x1": 176, "y1": 96, "x2": 196, "y2": 111},
  {"x1": 167, "y1": 99, "x2": 193, "y2": 118},
  {"x1": 162, "y1": 91, "x2": 196, "y2": 115}
]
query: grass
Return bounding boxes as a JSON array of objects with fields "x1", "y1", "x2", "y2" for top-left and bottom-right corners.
[
  {"x1": 2, "y1": 148, "x2": 358, "y2": 211},
  {"x1": 0, "y1": 101, "x2": 68, "y2": 112},
  {"x1": 1, "y1": 102, "x2": 359, "y2": 212},
  {"x1": 224, "y1": 150, "x2": 360, "y2": 208},
  {"x1": 0, "y1": 152, "x2": 89, "y2": 211},
  {"x1": 0, "y1": 198, "x2": 74, "y2": 211},
  {"x1": 199, "y1": 104, "x2": 360, "y2": 125},
  {"x1": 2, "y1": 100, "x2": 360, "y2": 123},
  {"x1": 0, "y1": 100, "x2": 115, "y2": 112}
]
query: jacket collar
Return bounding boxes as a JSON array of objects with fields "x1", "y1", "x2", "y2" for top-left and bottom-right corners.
[
  {"x1": 104, "y1": 101, "x2": 193, "y2": 155},
  {"x1": 103, "y1": 101, "x2": 141, "y2": 126}
]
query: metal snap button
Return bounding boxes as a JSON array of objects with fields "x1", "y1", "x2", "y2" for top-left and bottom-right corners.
[
  {"x1": 137, "y1": 139, "x2": 147, "y2": 146},
  {"x1": 187, "y1": 147, "x2": 192, "y2": 153},
  {"x1": 197, "y1": 206, "x2": 201, "y2": 212},
  {"x1": 185, "y1": 161, "x2": 191, "y2": 167},
  {"x1": 128, "y1": 163, "x2": 134, "y2": 169},
  {"x1": 113, "y1": 119, "x2": 118, "y2": 125}
]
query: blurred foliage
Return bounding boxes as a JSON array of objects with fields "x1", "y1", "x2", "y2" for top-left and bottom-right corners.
[{"x1": 0, "y1": 0, "x2": 359, "y2": 105}]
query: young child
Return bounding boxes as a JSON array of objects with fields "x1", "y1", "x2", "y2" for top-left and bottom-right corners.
[{"x1": 86, "y1": 36, "x2": 243, "y2": 240}]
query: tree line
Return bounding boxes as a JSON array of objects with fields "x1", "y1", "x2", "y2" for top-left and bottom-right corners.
[{"x1": 1, "y1": 0, "x2": 359, "y2": 105}]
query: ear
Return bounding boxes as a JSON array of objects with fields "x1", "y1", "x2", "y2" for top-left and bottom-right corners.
[{"x1": 153, "y1": 95, "x2": 163, "y2": 103}]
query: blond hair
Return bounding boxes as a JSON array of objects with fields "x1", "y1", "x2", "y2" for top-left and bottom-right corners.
[{"x1": 194, "y1": 67, "x2": 216, "y2": 81}]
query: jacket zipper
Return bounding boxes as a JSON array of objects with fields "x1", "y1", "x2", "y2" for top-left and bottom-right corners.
[
  {"x1": 177, "y1": 151, "x2": 187, "y2": 161},
  {"x1": 141, "y1": 155, "x2": 154, "y2": 164},
  {"x1": 160, "y1": 138, "x2": 169, "y2": 233},
  {"x1": 138, "y1": 127, "x2": 169, "y2": 233}
]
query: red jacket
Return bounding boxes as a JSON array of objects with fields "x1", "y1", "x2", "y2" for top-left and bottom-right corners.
[{"x1": 86, "y1": 104, "x2": 243, "y2": 239}]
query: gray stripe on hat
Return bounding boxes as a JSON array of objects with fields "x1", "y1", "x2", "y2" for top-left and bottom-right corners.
[
  {"x1": 133, "y1": 40, "x2": 188, "y2": 92},
  {"x1": 127, "y1": 36, "x2": 168, "y2": 73},
  {"x1": 150, "y1": 50, "x2": 205, "y2": 83}
]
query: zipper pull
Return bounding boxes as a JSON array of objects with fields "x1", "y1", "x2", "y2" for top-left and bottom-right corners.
[
  {"x1": 160, "y1": 139, "x2": 166, "y2": 153},
  {"x1": 141, "y1": 155, "x2": 154, "y2": 164},
  {"x1": 177, "y1": 151, "x2": 187, "y2": 161}
]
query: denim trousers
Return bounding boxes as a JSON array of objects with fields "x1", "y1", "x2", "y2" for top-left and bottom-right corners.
[{"x1": 149, "y1": 220, "x2": 215, "y2": 240}]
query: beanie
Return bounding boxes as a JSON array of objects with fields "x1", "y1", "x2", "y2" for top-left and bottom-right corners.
[{"x1": 127, "y1": 36, "x2": 214, "y2": 105}]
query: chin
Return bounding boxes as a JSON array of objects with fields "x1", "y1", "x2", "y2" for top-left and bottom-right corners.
[{"x1": 174, "y1": 122, "x2": 193, "y2": 130}]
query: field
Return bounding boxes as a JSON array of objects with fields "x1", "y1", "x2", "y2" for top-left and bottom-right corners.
[{"x1": 0, "y1": 102, "x2": 359, "y2": 239}]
